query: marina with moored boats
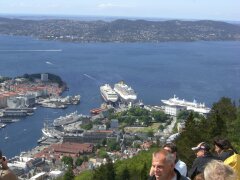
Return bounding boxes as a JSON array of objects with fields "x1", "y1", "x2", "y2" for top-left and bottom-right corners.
[{"x1": 38, "y1": 95, "x2": 81, "y2": 109}]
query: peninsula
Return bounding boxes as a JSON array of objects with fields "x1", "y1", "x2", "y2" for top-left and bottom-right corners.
[{"x1": 0, "y1": 17, "x2": 240, "y2": 42}]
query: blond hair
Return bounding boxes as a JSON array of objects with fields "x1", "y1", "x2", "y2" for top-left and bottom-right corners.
[{"x1": 204, "y1": 160, "x2": 236, "y2": 180}]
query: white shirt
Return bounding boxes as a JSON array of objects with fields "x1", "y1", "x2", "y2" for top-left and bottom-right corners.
[{"x1": 175, "y1": 160, "x2": 187, "y2": 176}]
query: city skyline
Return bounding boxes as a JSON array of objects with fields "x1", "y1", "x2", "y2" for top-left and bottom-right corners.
[{"x1": 0, "y1": 0, "x2": 239, "y2": 21}]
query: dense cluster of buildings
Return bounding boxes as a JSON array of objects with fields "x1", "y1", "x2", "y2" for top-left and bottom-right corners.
[
  {"x1": 0, "y1": 74, "x2": 63, "y2": 109},
  {"x1": 1, "y1": 74, "x2": 212, "y2": 179}
]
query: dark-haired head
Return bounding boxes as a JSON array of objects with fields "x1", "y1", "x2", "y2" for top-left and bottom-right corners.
[
  {"x1": 213, "y1": 137, "x2": 238, "y2": 154},
  {"x1": 163, "y1": 143, "x2": 177, "y2": 153},
  {"x1": 163, "y1": 143, "x2": 179, "y2": 162}
]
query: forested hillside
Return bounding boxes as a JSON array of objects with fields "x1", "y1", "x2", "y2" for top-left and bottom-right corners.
[{"x1": 1, "y1": 17, "x2": 240, "y2": 42}]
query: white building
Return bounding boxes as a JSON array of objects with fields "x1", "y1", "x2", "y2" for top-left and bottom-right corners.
[
  {"x1": 30, "y1": 172, "x2": 46, "y2": 180},
  {"x1": 163, "y1": 105, "x2": 186, "y2": 116},
  {"x1": 7, "y1": 95, "x2": 36, "y2": 108},
  {"x1": 49, "y1": 170, "x2": 64, "y2": 179},
  {"x1": 161, "y1": 95, "x2": 211, "y2": 116},
  {"x1": 27, "y1": 89, "x2": 48, "y2": 97},
  {"x1": 93, "y1": 124, "x2": 107, "y2": 130},
  {"x1": 41, "y1": 73, "x2": 48, "y2": 82},
  {"x1": 0, "y1": 95, "x2": 8, "y2": 108}
]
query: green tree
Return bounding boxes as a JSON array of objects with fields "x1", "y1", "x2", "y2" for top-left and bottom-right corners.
[
  {"x1": 140, "y1": 163, "x2": 148, "y2": 180},
  {"x1": 209, "y1": 97, "x2": 237, "y2": 135},
  {"x1": 106, "y1": 159, "x2": 115, "y2": 180},
  {"x1": 176, "y1": 112, "x2": 203, "y2": 166},
  {"x1": 64, "y1": 167, "x2": 74, "y2": 180},
  {"x1": 147, "y1": 130, "x2": 154, "y2": 137},
  {"x1": 61, "y1": 156, "x2": 73, "y2": 167},
  {"x1": 231, "y1": 108, "x2": 240, "y2": 150},
  {"x1": 158, "y1": 124, "x2": 164, "y2": 131},
  {"x1": 101, "y1": 138, "x2": 107, "y2": 146},
  {"x1": 120, "y1": 166, "x2": 130, "y2": 180},
  {"x1": 207, "y1": 111, "x2": 227, "y2": 138},
  {"x1": 75, "y1": 158, "x2": 84, "y2": 167},
  {"x1": 82, "y1": 155, "x2": 88, "y2": 162},
  {"x1": 107, "y1": 139, "x2": 120, "y2": 151},
  {"x1": 97, "y1": 148, "x2": 109, "y2": 159},
  {"x1": 81, "y1": 122, "x2": 93, "y2": 130},
  {"x1": 152, "y1": 110, "x2": 168, "y2": 122},
  {"x1": 93, "y1": 164, "x2": 106, "y2": 180},
  {"x1": 139, "y1": 116, "x2": 150, "y2": 125},
  {"x1": 75, "y1": 170, "x2": 93, "y2": 180}
]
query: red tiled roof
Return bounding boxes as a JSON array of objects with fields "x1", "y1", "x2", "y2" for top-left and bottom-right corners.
[{"x1": 34, "y1": 143, "x2": 94, "y2": 159}]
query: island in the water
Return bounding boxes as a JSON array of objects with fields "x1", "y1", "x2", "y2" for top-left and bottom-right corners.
[{"x1": 0, "y1": 17, "x2": 240, "y2": 42}]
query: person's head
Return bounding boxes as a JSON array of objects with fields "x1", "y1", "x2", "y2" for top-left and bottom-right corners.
[
  {"x1": 151, "y1": 149, "x2": 175, "y2": 180},
  {"x1": 213, "y1": 138, "x2": 235, "y2": 154},
  {"x1": 204, "y1": 160, "x2": 236, "y2": 180},
  {"x1": 163, "y1": 143, "x2": 178, "y2": 162},
  {"x1": 0, "y1": 150, "x2": 4, "y2": 169},
  {"x1": 194, "y1": 173, "x2": 205, "y2": 180},
  {"x1": 192, "y1": 142, "x2": 211, "y2": 157}
]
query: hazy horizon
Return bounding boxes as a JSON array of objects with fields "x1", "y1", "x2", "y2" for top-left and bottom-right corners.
[
  {"x1": 1, "y1": 13, "x2": 240, "y2": 24},
  {"x1": 0, "y1": 0, "x2": 239, "y2": 21}
]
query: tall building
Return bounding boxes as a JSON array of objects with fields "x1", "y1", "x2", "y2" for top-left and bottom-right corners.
[{"x1": 41, "y1": 73, "x2": 48, "y2": 82}]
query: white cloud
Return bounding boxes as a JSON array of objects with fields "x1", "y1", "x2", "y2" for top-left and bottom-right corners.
[{"x1": 97, "y1": 3, "x2": 130, "y2": 9}]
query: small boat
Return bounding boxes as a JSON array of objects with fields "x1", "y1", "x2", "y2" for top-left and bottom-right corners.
[
  {"x1": 37, "y1": 136, "x2": 47, "y2": 144},
  {"x1": 90, "y1": 108, "x2": 103, "y2": 115},
  {"x1": 4, "y1": 131, "x2": 9, "y2": 140},
  {"x1": 0, "y1": 123, "x2": 7, "y2": 128}
]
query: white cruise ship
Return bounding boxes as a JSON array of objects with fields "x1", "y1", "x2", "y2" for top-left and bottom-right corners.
[
  {"x1": 53, "y1": 111, "x2": 84, "y2": 127},
  {"x1": 41, "y1": 122, "x2": 61, "y2": 138},
  {"x1": 100, "y1": 84, "x2": 119, "y2": 103},
  {"x1": 161, "y1": 95, "x2": 211, "y2": 114},
  {"x1": 114, "y1": 81, "x2": 137, "y2": 102}
]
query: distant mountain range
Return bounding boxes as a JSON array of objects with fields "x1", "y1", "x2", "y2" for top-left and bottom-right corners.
[{"x1": 0, "y1": 17, "x2": 240, "y2": 42}]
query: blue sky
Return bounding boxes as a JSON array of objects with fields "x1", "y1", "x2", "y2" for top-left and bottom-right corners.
[{"x1": 0, "y1": 0, "x2": 239, "y2": 21}]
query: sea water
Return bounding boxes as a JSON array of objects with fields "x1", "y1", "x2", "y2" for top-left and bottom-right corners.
[{"x1": 0, "y1": 35, "x2": 240, "y2": 158}]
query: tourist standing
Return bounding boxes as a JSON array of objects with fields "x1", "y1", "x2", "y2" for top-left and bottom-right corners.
[
  {"x1": 148, "y1": 149, "x2": 188, "y2": 180},
  {"x1": 188, "y1": 142, "x2": 218, "y2": 179}
]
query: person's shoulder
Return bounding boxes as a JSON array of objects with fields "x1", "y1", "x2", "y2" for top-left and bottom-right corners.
[
  {"x1": 221, "y1": 150, "x2": 234, "y2": 159},
  {"x1": 193, "y1": 156, "x2": 203, "y2": 163},
  {"x1": 0, "y1": 169, "x2": 18, "y2": 180},
  {"x1": 180, "y1": 176, "x2": 189, "y2": 180},
  {"x1": 177, "y1": 160, "x2": 187, "y2": 166},
  {"x1": 175, "y1": 169, "x2": 188, "y2": 180},
  {"x1": 205, "y1": 153, "x2": 219, "y2": 160}
]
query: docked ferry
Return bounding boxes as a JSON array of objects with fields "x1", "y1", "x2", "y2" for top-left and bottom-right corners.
[
  {"x1": 100, "y1": 84, "x2": 118, "y2": 103},
  {"x1": 114, "y1": 81, "x2": 137, "y2": 103}
]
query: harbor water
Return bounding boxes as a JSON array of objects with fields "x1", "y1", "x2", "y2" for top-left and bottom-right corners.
[{"x1": 0, "y1": 35, "x2": 240, "y2": 158}]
